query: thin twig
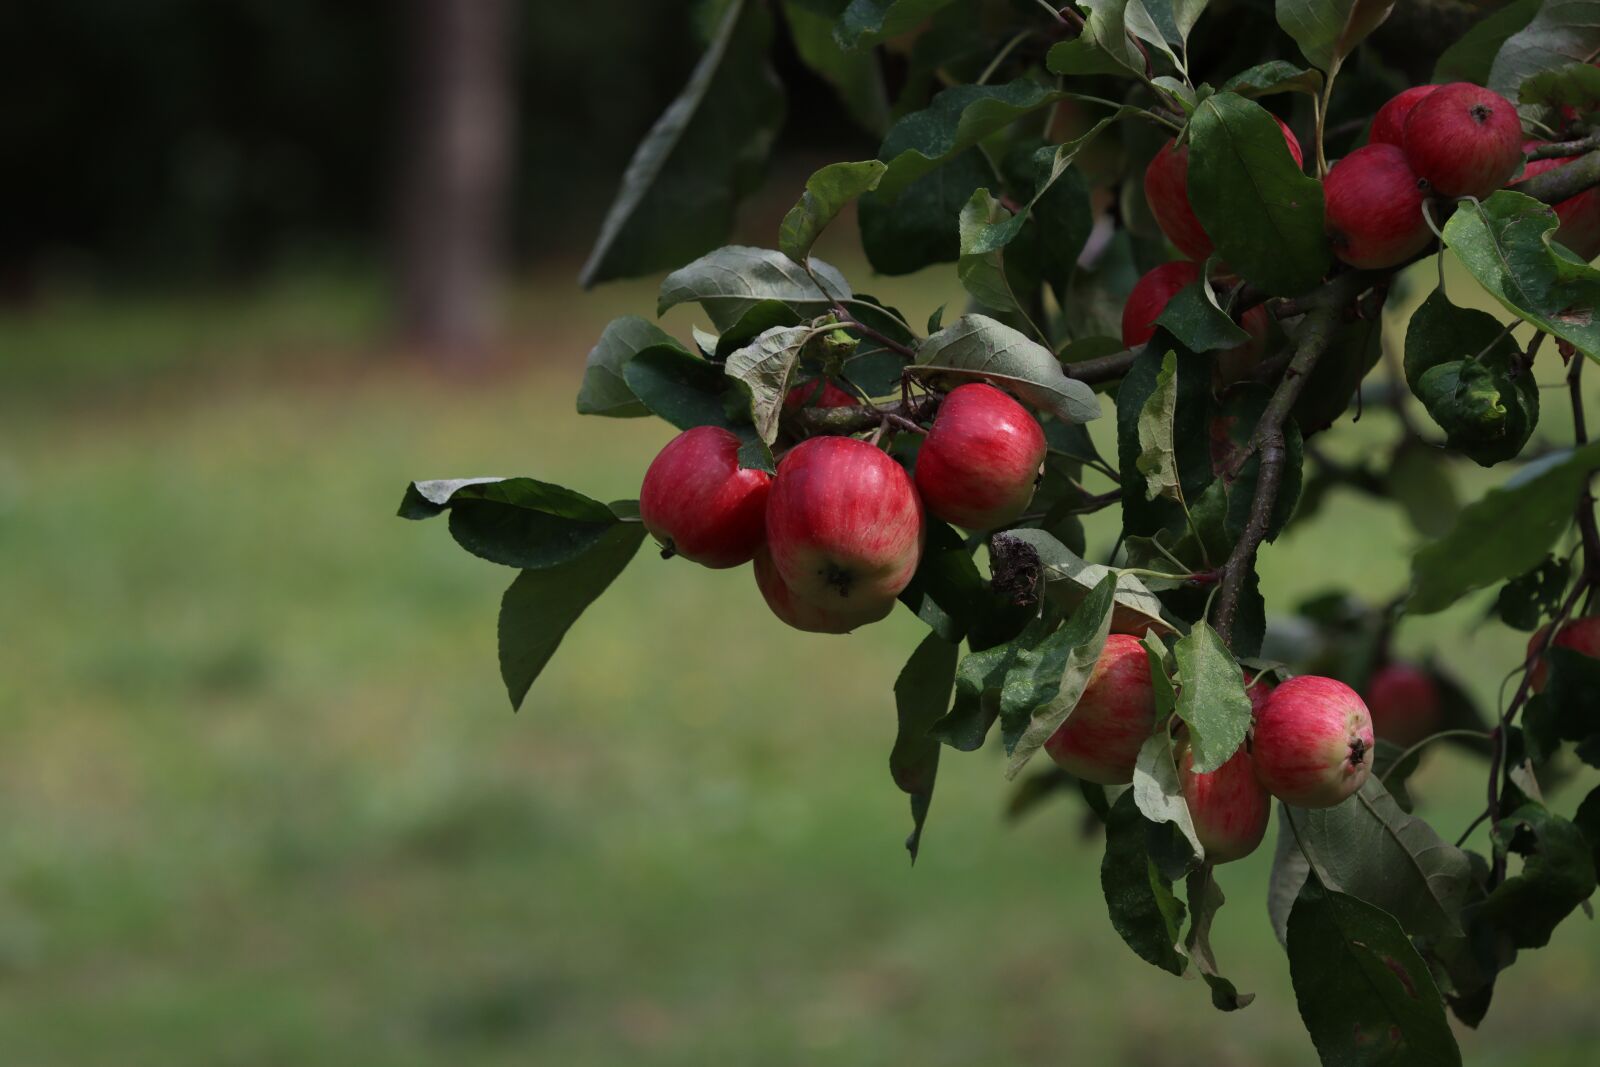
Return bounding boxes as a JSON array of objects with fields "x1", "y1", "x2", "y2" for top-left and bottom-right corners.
[
  {"x1": 831, "y1": 306, "x2": 918, "y2": 360},
  {"x1": 1518, "y1": 148, "x2": 1600, "y2": 205},
  {"x1": 1527, "y1": 132, "x2": 1600, "y2": 160}
]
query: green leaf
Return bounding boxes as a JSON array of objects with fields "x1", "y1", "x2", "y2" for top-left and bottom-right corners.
[
  {"x1": 398, "y1": 478, "x2": 631, "y2": 571},
  {"x1": 935, "y1": 615, "x2": 1054, "y2": 751},
  {"x1": 1434, "y1": 0, "x2": 1539, "y2": 85},
  {"x1": 580, "y1": 0, "x2": 784, "y2": 286},
  {"x1": 1134, "y1": 732, "x2": 1205, "y2": 869},
  {"x1": 1266, "y1": 805, "x2": 1314, "y2": 946},
  {"x1": 1495, "y1": 554, "x2": 1571, "y2": 631},
  {"x1": 1520, "y1": 61, "x2": 1600, "y2": 111},
  {"x1": 1171, "y1": 621, "x2": 1252, "y2": 773},
  {"x1": 1480, "y1": 803, "x2": 1598, "y2": 948},
  {"x1": 1284, "y1": 778, "x2": 1477, "y2": 946},
  {"x1": 1287, "y1": 881, "x2": 1462, "y2": 1067},
  {"x1": 779, "y1": 160, "x2": 887, "y2": 264},
  {"x1": 1408, "y1": 441, "x2": 1600, "y2": 614},
  {"x1": 1102, "y1": 790, "x2": 1189, "y2": 975},
  {"x1": 891, "y1": 632, "x2": 958, "y2": 862},
  {"x1": 858, "y1": 149, "x2": 989, "y2": 275},
  {"x1": 498, "y1": 523, "x2": 648, "y2": 709},
  {"x1": 914, "y1": 314, "x2": 1101, "y2": 423},
  {"x1": 1526, "y1": 646, "x2": 1600, "y2": 763},
  {"x1": 1000, "y1": 574, "x2": 1118, "y2": 779},
  {"x1": 659, "y1": 246, "x2": 852, "y2": 330},
  {"x1": 1117, "y1": 345, "x2": 1215, "y2": 539},
  {"x1": 1414, "y1": 355, "x2": 1539, "y2": 467},
  {"x1": 1220, "y1": 60, "x2": 1323, "y2": 97},
  {"x1": 956, "y1": 189, "x2": 1027, "y2": 315},
  {"x1": 1048, "y1": 1, "x2": 1147, "y2": 78},
  {"x1": 833, "y1": 0, "x2": 958, "y2": 49},
  {"x1": 782, "y1": 1, "x2": 890, "y2": 134},
  {"x1": 577, "y1": 316, "x2": 685, "y2": 417},
  {"x1": 873, "y1": 80, "x2": 1069, "y2": 202},
  {"x1": 1387, "y1": 441, "x2": 1460, "y2": 539},
  {"x1": 1135, "y1": 351, "x2": 1183, "y2": 503},
  {"x1": 1403, "y1": 288, "x2": 1515, "y2": 388},
  {"x1": 1186, "y1": 93, "x2": 1329, "y2": 297},
  {"x1": 623, "y1": 345, "x2": 740, "y2": 431},
  {"x1": 723, "y1": 324, "x2": 816, "y2": 445},
  {"x1": 1185, "y1": 870, "x2": 1255, "y2": 1011},
  {"x1": 992, "y1": 528, "x2": 1175, "y2": 637},
  {"x1": 898, "y1": 520, "x2": 1026, "y2": 647},
  {"x1": 1441, "y1": 191, "x2": 1600, "y2": 362},
  {"x1": 1274, "y1": 0, "x2": 1396, "y2": 72},
  {"x1": 1488, "y1": 0, "x2": 1600, "y2": 102},
  {"x1": 1154, "y1": 280, "x2": 1252, "y2": 353},
  {"x1": 713, "y1": 299, "x2": 805, "y2": 358}
]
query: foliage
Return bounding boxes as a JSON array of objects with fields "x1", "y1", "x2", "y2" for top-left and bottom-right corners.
[{"x1": 404, "y1": 3, "x2": 1600, "y2": 1063}]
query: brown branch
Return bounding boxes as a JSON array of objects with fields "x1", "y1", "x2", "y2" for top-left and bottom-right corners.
[
  {"x1": 1064, "y1": 348, "x2": 1137, "y2": 384},
  {"x1": 1517, "y1": 148, "x2": 1600, "y2": 205},
  {"x1": 1528, "y1": 133, "x2": 1600, "y2": 160},
  {"x1": 1213, "y1": 283, "x2": 1356, "y2": 646},
  {"x1": 785, "y1": 394, "x2": 937, "y2": 436}
]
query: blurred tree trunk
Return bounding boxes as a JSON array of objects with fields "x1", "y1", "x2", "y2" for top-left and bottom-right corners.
[{"x1": 396, "y1": 0, "x2": 511, "y2": 361}]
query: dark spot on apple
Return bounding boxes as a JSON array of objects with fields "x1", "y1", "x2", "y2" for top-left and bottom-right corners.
[
  {"x1": 823, "y1": 562, "x2": 855, "y2": 597},
  {"x1": 1349, "y1": 736, "x2": 1367, "y2": 766},
  {"x1": 1470, "y1": 103, "x2": 1492, "y2": 124}
]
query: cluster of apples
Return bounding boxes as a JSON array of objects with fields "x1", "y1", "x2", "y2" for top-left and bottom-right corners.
[
  {"x1": 638, "y1": 381, "x2": 1048, "y2": 633},
  {"x1": 1042, "y1": 634, "x2": 1374, "y2": 863},
  {"x1": 1122, "y1": 82, "x2": 1600, "y2": 359}
]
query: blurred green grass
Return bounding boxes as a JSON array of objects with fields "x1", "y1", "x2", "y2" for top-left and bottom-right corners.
[{"x1": 1, "y1": 255, "x2": 1597, "y2": 1067}]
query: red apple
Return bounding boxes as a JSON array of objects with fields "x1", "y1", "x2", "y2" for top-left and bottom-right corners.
[
  {"x1": 1252, "y1": 675, "x2": 1374, "y2": 808},
  {"x1": 1324, "y1": 144, "x2": 1435, "y2": 268},
  {"x1": 765, "y1": 435, "x2": 924, "y2": 612},
  {"x1": 784, "y1": 379, "x2": 858, "y2": 410},
  {"x1": 1364, "y1": 662, "x2": 1441, "y2": 747},
  {"x1": 1120, "y1": 260, "x2": 1273, "y2": 382},
  {"x1": 1370, "y1": 85, "x2": 1440, "y2": 147},
  {"x1": 1515, "y1": 141, "x2": 1600, "y2": 261},
  {"x1": 639, "y1": 426, "x2": 772, "y2": 568},
  {"x1": 753, "y1": 548, "x2": 893, "y2": 633},
  {"x1": 1527, "y1": 615, "x2": 1600, "y2": 690},
  {"x1": 913, "y1": 383, "x2": 1047, "y2": 531},
  {"x1": 1402, "y1": 82, "x2": 1523, "y2": 199},
  {"x1": 1145, "y1": 116, "x2": 1304, "y2": 261},
  {"x1": 1043, "y1": 634, "x2": 1157, "y2": 784},
  {"x1": 1176, "y1": 732, "x2": 1271, "y2": 864}
]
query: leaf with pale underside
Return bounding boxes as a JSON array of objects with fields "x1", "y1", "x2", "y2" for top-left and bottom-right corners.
[
  {"x1": 659, "y1": 246, "x2": 852, "y2": 330},
  {"x1": 779, "y1": 160, "x2": 886, "y2": 264},
  {"x1": 1135, "y1": 351, "x2": 1182, "y2": 503},
  {"x1": 914, "y1": 315, "x2": 1101, "y2": 424},
  {"x1": 724, "y1": 325, "x2": 816, "y2": 445}
]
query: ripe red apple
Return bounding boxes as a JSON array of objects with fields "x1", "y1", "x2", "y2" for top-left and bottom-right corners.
[
  {"x1": 1120, "y1": 260, "x2": 1273, "y2": 382},
  {"x1": 1252, "y1": 676, "x2": 1375, "y2": 808},
  {"x1": 1369, "y1": 84, "x2": 1440, "y2": 147},
  {"x1": 1364, "y1": 662, "x2": 1441, "y2": 747},
  {"x1": 1145, "y1": 116, "x2": 1304, "y2": 261},
  {"x1": 784, "y1": 379, "x2": 858, "y2": 410},
  {"x1": 1527, "y1": 615, "x2": 1600, "y2": 690},
  {"x1": 1324, "y1": 144, "x2": 1434, "y2": 268},
  {"x1": 1176, "y1": 732, "x2": 1271, "y2": 864},
  {"x1": 639, "y1": 426, "x2": 772, "y2": 568},
  {"x1": 1043, "y1": 634, "x2": 1157, "y2": 784},
  {"x1": 1402, "y1": 82, "x2": 1523, "y2": 199},
  {"x1": 1515, "y1": 141, "x2": 1600, "y2": 261},
  {"x1": 765, "y1": 435, "x2": 924, "y2": 612},
  {"x1": 753, "y1": 548, "x2": 893, "y2": 633},
  {"x1": 913, "y1": 383, "x2": 1047, "y2": 531}
]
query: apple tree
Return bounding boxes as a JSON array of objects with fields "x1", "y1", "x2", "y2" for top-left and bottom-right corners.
[{"x1": 400, "y1": 2, "x2": 1600, "y2": 1062}]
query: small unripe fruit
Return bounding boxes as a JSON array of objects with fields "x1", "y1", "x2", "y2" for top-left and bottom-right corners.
[
  {"x1": 1527, "y1": 616, "x2": 1600, "y2": 691},
  {"x1": 784, "y1": 379, "x2": 858, "y2": 410},
  {"x1": 1043, "y1": 634, "x2": 1158, "y2": 784},
  {"x1": 914, "y1": 383, "x2": 1047, "y2": 531},
  {"x1": 1176, "y1": 734, "x2": 1272, "y2": 864},
  {"x1": 1252, "y1": 676, "x2": 1374, "y2": 808},
  {"x1": 1144, "y1": 117, "x2": 1305, "y2": 261},
  {"x1": 1120, "y1": 260, "x2": 1273, "y2": 382},
  {"x1": 765, "y1": 435, "x2": 924, "y2": 612},
  {"x1": 753, "y1": 548, "x2": 893, "y2": 633},
  {"x1": 1324, "y1": 144, "x2": 1434, "y2": 268},
  {"x1": 1516, "y1": 141, "x2": 1600, "y2": 262},
  {"x1": 1364, "y1": 662, "x2": 1441, "y2": 748},
  {"x1": 1402, "y1": 82, "x2": 1523, "y2": 199},
  {"x1": 639, "y1": 426, "x2": 772, "y2": 568},
  {"x1": 1369, "y1": 85, "x2": 1440, "y2": 147}
]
